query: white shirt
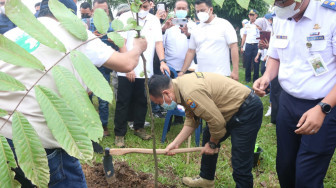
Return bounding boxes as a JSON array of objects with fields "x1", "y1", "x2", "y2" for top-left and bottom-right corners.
[
  {"x1": 163, "y1": 23, "x2": 194, "y2": 71},
  {"x1": 240, "y1": 27, "x2": 246, "y2": 50},
  {"x1": 268, "y1": 0, "x2": 336, "y2": 99},
  {"x1": 189, "y1": 17, "x2": 237, "y2": 76},
  {"x1": 118, "y1": 11, "x2": 162, "y2": 78},
  {"x1": 244, "y1": 22, "x2": 260, "y2": 44},
  {"x1": 0, "y1": 17, "x2": 114, "y2": 148}
]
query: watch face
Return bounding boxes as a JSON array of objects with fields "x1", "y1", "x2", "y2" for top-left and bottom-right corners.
[
  {"x1": 209, "y1": 142, "x2": 216, "y2": 149},
  {"x1": 323, "y1": 104, "x2": 332, "y2": 113}
]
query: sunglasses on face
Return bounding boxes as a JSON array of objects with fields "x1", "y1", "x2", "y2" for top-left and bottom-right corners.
[{"x1": 0, "y1": 2, "x2": 5, "y2": 5}]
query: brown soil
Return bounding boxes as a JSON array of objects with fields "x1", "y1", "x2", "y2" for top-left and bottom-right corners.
[{"x1": 82, "y1": 161, "x2": 177, "y2": 188}]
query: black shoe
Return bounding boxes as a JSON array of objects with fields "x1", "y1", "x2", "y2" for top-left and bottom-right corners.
[{"x1": 153, "y1": 112, "x2": 165, "y2": 118}]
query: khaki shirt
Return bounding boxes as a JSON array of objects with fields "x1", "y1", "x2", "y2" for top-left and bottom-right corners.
[{"x1": 172, "y1": 72, "x2": 251, "y2": 140}]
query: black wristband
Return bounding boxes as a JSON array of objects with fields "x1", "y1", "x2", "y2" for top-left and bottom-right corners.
[
  {"x1": 160, "y1": 59, "x2": 167, "y2": 63},
  {"x1": 187, "y1": 35, "x2": 190, "y2": 39}
]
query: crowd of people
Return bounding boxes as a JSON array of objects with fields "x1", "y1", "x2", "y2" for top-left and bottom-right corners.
[{"x1": 0, "y1": 0, "x2": 335, "y2": 187}]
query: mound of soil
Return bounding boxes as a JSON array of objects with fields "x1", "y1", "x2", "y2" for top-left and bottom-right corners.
[{"x1": 82, "y1": 161, "x2": 176, "y2": 188}]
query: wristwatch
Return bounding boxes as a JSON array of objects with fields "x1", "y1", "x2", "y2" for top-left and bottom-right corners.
[
  {"x1": 208, "y1": 141, "x2": 219, "y2": 149},
  {"x1": 160, "y1": 59, "x2": 167, "y2": 63},
  {"x1": 318, "y1": 102, "x2": 332, "y2": 114}
]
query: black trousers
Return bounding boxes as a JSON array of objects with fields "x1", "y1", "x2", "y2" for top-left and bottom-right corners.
[
  {"x1": 276, "y1": 91, "x2": 336, "y2": 188},
  {"x1": 114, "y1": 77, "x2": 147, "y2": 136},
  {"x1": 200, "y1": 91, "x2": 263, "y2": 188},
  {"x1": 244, "y1": 43, "x2": 259, "y2": 82},
  {"x1": 270, "y1": 77, "x2": 282, "y2": 124}
]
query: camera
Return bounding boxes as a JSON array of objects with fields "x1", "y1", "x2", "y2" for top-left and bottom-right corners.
[{"x1": 172, "y1": 18, "x2": 188, "y2": 26}]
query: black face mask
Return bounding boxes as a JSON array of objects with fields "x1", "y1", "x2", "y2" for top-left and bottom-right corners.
[
  {"x1": 149, "y1": 8, "x2": 154, "y2": 14},
  {"x1": 160, "y1": 19, "x2": 165, "y2": 24},
  {"x1": 81, "y1": 13, "x2": 91, "y2": 19}
]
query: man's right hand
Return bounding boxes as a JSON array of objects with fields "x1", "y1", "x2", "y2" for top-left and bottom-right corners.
[
  {"x1": 165, "y1": 142, "x2": 179, "y2": 156},
  {"x1": 162, "y1": 18, "x2": 174, "y2": 33},
  {"x1": 133, "y1": 38, "x2": 147, "y2": 54},
  {"x1": 177, "y1": 71, "x2": 184, "y2": 77},
  {"x1": 126, "y1": 70, "x2": 136, "y2": 82},
  {"x1": 240, "y1": 47, "x2": 244, "y2": 53},
  {"x1": 253, "y1": 76, "x2": 270, "y2": 97}
]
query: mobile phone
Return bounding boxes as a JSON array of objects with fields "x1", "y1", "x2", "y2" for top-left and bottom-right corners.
[
  {"x1": 258, "y1": 31, "x2": 271, "y2": 42},
  {"x1": 172, "y1": 18, "x2": 188, "y2": 26},
  {"x1": 157, "y1": 3, "x2": 165, "y2": 11}
]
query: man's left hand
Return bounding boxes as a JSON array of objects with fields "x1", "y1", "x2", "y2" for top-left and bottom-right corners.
[
  {"x1": 230, "y1": 71, "x2": 239, "y2": 81},
  {"x1": 295, "y1": 105, "x2": 326, "y2": 135},
  {"x1": 160, "y1": 61, "x2": 170, "y2": 75},
  {"x1": 201, "y1": 143, "x2": 219, "y2": 155}
]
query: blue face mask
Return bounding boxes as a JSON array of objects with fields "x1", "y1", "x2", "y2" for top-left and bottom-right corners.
[
  {"x1": 175, "y1": 10, "x2": 187, "y2": 18},
  {"x1": 161, "y1": 94, "x2": 177, "y2": 110}
]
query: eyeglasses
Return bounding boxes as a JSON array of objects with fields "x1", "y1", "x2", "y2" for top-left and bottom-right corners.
[
  {"x1": 0, "y1": 2, "x2": 5, "y2": 5},
  {"x1": 274, "y1": 0, "x2": 291, "y2": 7}
]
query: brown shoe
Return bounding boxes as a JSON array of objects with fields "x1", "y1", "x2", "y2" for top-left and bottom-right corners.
[
  {"x1": 115, "y1": 136, "x2": 125, "y2": 148},
  {"x1": 103, "y1": 127, "x2": 110, "y2": 137},
  {"x1": 182, "y1": 176, "x2": 215, "y2": 188},
  {"x1": 134, "y1": 128, "x2": 152, "y2": 140}
]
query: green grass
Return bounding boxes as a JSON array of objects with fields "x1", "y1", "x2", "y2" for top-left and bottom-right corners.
[{"x1": 92, "y1": 61, "x2": 336, "y2": 187}]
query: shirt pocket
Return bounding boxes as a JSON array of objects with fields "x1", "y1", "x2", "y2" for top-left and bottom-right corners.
[
  {"x1": 309, "y1": 38, "x2": 327, "y2": 52},
  {"x1": 273, "y1": 38, "x2": 289, "y2": 61}
]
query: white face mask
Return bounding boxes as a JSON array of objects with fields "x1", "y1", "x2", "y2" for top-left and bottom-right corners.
[
  {"x1": 138, "y1": 10, "x2": 149, "y2": 19},
  {"x1": 197, "y1": 9, "x2": 210, "y2": 23},
  {"x1": 274, "y1": 0, "x2": 304, "y2": 20}
]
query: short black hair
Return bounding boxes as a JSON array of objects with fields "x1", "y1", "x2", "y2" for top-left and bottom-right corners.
[
  {"x1": 80, "y1": 2, "x2": 92, "y2": 10},
  {"x1": 35, "y1": 2, "x2": 41, "y2": 8},
  {"x1": 148, "y1": 75, "x2": 171, "y2": 98},
  {"x1": 195, "y1": 0, "x2": 212, "y2": 7},
  {"x1": 93, "y1": 0, "x2": 107, "y2": 6}
]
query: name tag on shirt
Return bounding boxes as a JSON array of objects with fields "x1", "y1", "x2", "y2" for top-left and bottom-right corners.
[
  {"x1": 307, "y1": 54, "x2": 329, "y2": 76},
  {"x1": 307, "y1": 35, "x2": 325, "y2": 41},
  {"x1": 276, "y1": 35, "x2": 287, "y2": 39}
]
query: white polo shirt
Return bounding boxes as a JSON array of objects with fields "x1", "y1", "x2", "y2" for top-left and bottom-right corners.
[
  {"x1": 244, "y1": 22, "x2": 260, "y2": 44},
  {"x1": 118, "y1": 11, "x2": 162, "y2": 78},
  {"x1": 0, "y1": 17, "x2": 114, "y2": 149},
  {"x1": 163, "y1": 22, "x2": 194, "y2": 71},
  {"x1": 268, "y1": 0, "x2": 336, "y2": 100},
  {"x1": 189, "y1": 16, "x2": 237, "y2": 76}
]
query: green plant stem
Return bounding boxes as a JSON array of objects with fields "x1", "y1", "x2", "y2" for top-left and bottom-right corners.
[
  {"x1": 0, "y1": 35, "x2": 102, "y2": 130},
  {"x1": 136, "y1": 12, "x2": 159, "y2": 188}
]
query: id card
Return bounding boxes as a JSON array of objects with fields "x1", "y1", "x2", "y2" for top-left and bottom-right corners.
[{"x1": 307, "y1": 54, "x2": 328, "y2": 76}]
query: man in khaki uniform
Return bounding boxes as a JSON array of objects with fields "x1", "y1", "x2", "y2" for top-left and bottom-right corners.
[{"x1": 149, "y1": 73, "x2": 263, "y2": 188}]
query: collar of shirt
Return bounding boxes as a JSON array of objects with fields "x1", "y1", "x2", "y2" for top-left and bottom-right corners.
[
  {"x1": 172, "y1": 80, "x2": 182, "y2": 103},
  {"x1": 199, "y1": 15, "x2": 218, "y2": 27},
  {"x1": 301, "y1": 0, "x2": 316, "y2": 21}
]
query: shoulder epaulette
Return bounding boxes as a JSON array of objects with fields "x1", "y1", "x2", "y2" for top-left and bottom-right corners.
[{"x1": 322, "y1": 0, "x2": 336, "y2": 10}]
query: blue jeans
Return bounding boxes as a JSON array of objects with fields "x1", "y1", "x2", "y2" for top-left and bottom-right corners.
[
  {"x1": 7, "y1": 139, "x2": 87, "y2": 188},
  {"x1": 96, "y1": 66, "x2": 112, "y2": 127}
]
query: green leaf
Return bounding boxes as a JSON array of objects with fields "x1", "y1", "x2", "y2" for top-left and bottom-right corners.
[
  {"x1": 131, "y1": 3, "x2": 141, "y2": 13},
  {"x1": 0, "y1": 35, "x2": 45, "y2": 71},
  {"x1": 111, "y1": 19, "x2": 124, "y2": 31},
  {"x1": 263, "y1": 0, "x2": 275, "y2": 5},
  {"x1": 107, "y1": 32, "x2": 125, "y2": 48},
  {"x1": 5, "y1": 0, "x2": 66, "y2": 52},
  {"x1": 52, "y1": 65, "x2": 103, "y2": 142},
  {"x1": 236, "y1": 0, "x2": 250, "y2": 9},
  {"x1": 214, "y1": 0, "x2": 225, "y2": 8},
  {"x1": 127, "y1": 18, "x2": 137, "y2": 26},
  {"x1": 70, "y1": 51, "x2": 113, "y2": 103},
  {"x1": 0, "y1": 135, "x2": 20, "y2": 188},
  {"x1": 135, "y1": 26, "x2": 143, "y2": 31},
  {"x1": 0, "y1": 71, "x2": 26, "y2": 91},
  {"x1": 12, "y1": 112, "x2": 49, "y2": 188},
  {"x1": 49, "y1": 0, "x2": 88, "y2": 41},
  {"x1": 35, "y1": 85, "x2": 93, "y2": 160},
  {"x1": 124, "y1": 24, "x2": 135, "y2": 31},
  {"x1": 93, "y1": 8, "x2": 110, "y2": 34},
  {"x1": 0, "y1": 109, "x2": 7, "y2": 117}
]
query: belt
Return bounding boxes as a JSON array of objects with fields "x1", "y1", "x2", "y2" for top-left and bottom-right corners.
[
  {"x1": 246, "y1": 43, "x2": 258, "y2": 45},
  {"x1": 240, "y1": 90, "x2": 255, "y2": 109}
]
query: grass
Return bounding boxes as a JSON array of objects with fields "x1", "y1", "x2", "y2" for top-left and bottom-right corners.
[{"x1": 92, "y1": 61, "x2": 336, "y2": 187}]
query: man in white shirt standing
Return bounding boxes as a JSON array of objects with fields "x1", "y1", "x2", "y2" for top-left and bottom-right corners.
[
  {"x1": 114, "y1": 0, "x2": 169, "y2": 147},
  {"x1": 162, "y1": 0, "x2": 195, "y2": 73},
  {"x1": 177, "y1": 0, "x2": 239, "y2": 81},
  {"x1": 241, "y1": 9, "x2": 260, "y2": 82}
]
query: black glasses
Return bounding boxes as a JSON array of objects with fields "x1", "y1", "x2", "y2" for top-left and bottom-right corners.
[{"x1": 0, "y1": 2, "x2": 5, "y2": 5}]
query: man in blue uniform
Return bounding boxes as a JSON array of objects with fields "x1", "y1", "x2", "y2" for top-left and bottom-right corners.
[{"x1": 253, "y1": 0, "x2": 336, "y2": 187}]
